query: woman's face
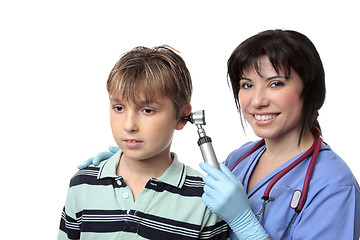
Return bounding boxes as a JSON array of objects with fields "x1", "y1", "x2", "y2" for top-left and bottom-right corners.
[{"x1": 238, "y1": 56, "x2": 304, "y2": 142}]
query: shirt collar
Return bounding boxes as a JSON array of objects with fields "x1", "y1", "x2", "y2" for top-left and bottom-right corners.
[
  {"x1": 98, "y1": 150, "x2": 186, "y2": 188},
  {"x1": 97, "y1": 150, "x2": 122, "y2": 179},
  {"x1": 158, "y1": 152, "x2": 186, "y2": 188}
]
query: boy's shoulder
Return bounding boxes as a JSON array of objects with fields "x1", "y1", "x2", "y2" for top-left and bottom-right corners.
[
  {"x1": 184, "y1": 164, "x2": 204, "y2": 177},
  {"x1": 181, "y1": 165, "x2": 205, "y2": 194},
  {"x1": 69, "y1": 160, "x2": 111, "y2": 188},
  {"x1": 164, "y1": 153, "x2": 204, "y2": 184}
]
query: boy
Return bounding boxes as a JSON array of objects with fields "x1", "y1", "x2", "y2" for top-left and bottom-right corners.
[{"x1": 58, "y1": 46, "x2": 229, "y2": 239}]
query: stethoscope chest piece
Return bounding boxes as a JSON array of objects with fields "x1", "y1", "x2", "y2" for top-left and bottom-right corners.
[{"x1": 290, "y1": 190, "x2": 302, "y2": 209}]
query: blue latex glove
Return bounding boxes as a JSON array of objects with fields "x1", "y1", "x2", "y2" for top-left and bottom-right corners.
[
  {"x1": 200, "y1": 162, "x2": 269, "y2": 240},
  {"x1": 77, "y1": 146, "x2": 120, "y2": 169}
]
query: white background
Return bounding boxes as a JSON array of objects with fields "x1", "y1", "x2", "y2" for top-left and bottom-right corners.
[{"x1": 1, "y1": 0, "x2": 359, "y2": 238}]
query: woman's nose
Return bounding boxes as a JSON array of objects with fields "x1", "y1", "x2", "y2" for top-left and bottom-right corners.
[{"x1": 251, "y1": 88, "x2": 269, "y2": 108}]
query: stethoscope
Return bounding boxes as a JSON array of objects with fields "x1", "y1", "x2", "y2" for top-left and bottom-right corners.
[{"x1": 230, "y1": 127, "x2": 322, "y2": 239}]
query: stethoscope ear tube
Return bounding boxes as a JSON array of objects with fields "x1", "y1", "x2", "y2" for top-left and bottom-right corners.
[
  {"x1": 280, "y1": 132, "x2": 320, "y2": 240},
  {"x1": 230, "y1": 139, "x2": 265, "y2": 172},
  {"x1": 262, "y1": 127, "x2": 322, "y2": 205},
  {"x1": 295, "y1": 128, "x2": 322, "y2": 211},
  {"x1": 231, "y1": 127, "x2": 322, "y2": 239}
]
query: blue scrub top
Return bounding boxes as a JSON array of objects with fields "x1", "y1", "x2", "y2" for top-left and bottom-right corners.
[{"x1": 224, "y1": 141, "x2": 360, "y2": 240}]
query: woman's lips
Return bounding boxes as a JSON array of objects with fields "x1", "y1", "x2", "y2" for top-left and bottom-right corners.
[
  {"x1": 252, "y1": 113, "x2": 280, "y2": 125},
  {"x1": 253, "y1": 114, "x2": 278, "y2": 121}
]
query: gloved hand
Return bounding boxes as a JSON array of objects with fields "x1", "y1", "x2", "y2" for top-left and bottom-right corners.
[
  {"x1": 77, "y1": 146, "x2": 120, "y2": 169},
  {"x1": 199, "y1": 162, "x2": 269, "y2": 240}
]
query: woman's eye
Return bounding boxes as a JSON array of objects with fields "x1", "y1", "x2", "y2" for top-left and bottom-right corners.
[
  {"x1": 240, "y1": 82, "x2": 253, "y2": 89},
  {"x1": 269, "y1": 81, "x2": 285, "y2": 88}
]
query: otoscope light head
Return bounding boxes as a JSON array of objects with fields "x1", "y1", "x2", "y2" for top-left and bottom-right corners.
[
  {"x1": 191, "y1": 110, "x2": 206, "y2": 125},
  {"x1": 181, "y1": 110, "x2": 206, "y2": 125}
]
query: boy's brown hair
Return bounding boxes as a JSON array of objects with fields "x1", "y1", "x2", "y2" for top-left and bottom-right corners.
[{"x1": 107, "y1": 46, "x2": 192, "y2": 120}]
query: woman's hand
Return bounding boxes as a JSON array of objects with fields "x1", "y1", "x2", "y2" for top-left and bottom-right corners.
[
  {"x1": 77, "y1": 146, "x2": 120, "y2": 169},
  {"x1": 200, "y1": 162, "x2": 269, "y2": 240}
]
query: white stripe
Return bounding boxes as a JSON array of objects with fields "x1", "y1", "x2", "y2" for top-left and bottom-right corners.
[
  {"x1": 74, "y1": 169, "x2": 99, "y2": 177},
  {"x1": 82, "y1": 213, "x2": 203, "y2": 238},
  {"x1": 61, "y1": 212, "x2": 81, "y2": 231},
  {"x1": 184, "y1": 179, "x2": 204, "y2": 187},
  {"x1": 82, "y1": 212, "x2": 227, "y2": 238}
]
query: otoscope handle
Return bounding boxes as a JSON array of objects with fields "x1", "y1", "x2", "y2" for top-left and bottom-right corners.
[{"x1": 198, "y1": 136, "x2": 220, "y2": 170}]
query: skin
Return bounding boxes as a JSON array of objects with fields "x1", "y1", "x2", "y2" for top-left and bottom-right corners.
[
  {"x1": 238, "y1": 56, "x2": 314, "y2": 193},
  {"x1": 109, "y1": 93, "x2": 191, "y2": 200}
]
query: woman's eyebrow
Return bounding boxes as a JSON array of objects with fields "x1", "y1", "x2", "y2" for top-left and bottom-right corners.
[
  {"x1": 240, "y1": 75, "x2": 287, "y2": 82},
  {"x1": 266, "y1": 75, "x2": 288, "y2": 81}
]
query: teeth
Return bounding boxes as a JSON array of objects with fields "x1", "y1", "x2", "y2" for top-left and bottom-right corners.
[
  {"x1": 126, "y1": 140, "x2": 138, "y2": 143},
  {"x1": 254, "y1": 114, "x2": 277, "y2": 121}
]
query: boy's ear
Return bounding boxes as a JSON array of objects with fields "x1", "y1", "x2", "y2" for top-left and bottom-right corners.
[{"x1": 175, "y1": 105, "x2": 192, "y2": 130}]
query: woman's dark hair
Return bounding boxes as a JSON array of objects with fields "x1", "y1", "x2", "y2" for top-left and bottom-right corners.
[{"x1": 228, "y1": 29, "x2": 325, "y2": 143}]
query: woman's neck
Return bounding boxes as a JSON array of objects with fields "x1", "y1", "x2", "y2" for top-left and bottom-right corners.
[
  {"x1": 264, "y1": 127, "x2": 314, "y2": 163},
  {"x1": 247, "y1": 127, "x2": 316, "y2": 193}
]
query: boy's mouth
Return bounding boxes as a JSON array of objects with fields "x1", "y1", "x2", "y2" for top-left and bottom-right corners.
[{"x1": 123, "y1": 139, "x2": 143, "y2": 148}]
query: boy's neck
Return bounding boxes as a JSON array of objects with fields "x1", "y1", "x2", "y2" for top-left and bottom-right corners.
[
  {"x1": 118, "y1": 152, "x2": 173, "y2": 178},
  {"x1": 116, "y1": 149, "x2": 173, "y2": 201}
]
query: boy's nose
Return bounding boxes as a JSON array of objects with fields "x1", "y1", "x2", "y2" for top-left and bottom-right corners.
[{"x1": 123, "y1": 112, "x2": 139, "y2": 132}]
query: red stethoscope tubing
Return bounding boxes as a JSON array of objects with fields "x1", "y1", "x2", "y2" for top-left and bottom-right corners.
[{"x1": 230, "y1": 127, "x2": 322, "y2": 212}]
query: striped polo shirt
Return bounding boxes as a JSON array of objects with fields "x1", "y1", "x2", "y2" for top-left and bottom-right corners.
[{"x1": 58, "y1": 150, "x2": 229, "y2": 240}]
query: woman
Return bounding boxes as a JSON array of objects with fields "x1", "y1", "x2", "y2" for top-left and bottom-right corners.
[
  {"x1": 79, "y1": 30, "x2": 360, "y2": 239},
  {"x1": 199, "y1": 30, "x2": 360, "y2": 239}
]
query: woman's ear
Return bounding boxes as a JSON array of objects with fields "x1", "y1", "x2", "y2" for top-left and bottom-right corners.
[{"x1": 175, "y1": 105, "x2": 192, "y2": 130}]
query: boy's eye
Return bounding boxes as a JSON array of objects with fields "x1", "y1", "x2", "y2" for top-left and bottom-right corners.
[
  {"x1": 143, "y1": 108, "x2": 155, "y2": 114},
  {"x1": 113, "y1": 105, "x2": 124, "y2": 112}
]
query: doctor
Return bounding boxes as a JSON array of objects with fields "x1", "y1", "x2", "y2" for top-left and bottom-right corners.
[
  {"x1": 79, "y1": 30, "x2": 360, "y2": 239},
  {"x1": 199, "y1": 29, "x2": 360, "y2": 239}
]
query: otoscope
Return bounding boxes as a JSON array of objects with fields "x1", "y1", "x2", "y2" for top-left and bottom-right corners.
[{"x1": 181, "y1": 110, "x2": 220, "y2": 170}]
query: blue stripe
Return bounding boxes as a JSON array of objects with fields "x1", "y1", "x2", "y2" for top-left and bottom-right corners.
[
  {"x1": 70, "y1": 168, "x2": 204, "y2": 197},
  {"x1": 73, "y1": 209, "x2": 228, "y2": 240},
  {"x1": 59, "y1": 207, "x2": 81, "y2": 239}
]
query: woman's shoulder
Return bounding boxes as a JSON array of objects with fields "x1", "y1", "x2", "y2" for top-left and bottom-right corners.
[
  {"x1": 313, "y1": 144, "x2": 358, "y2": 187},
  {"x1": 224, "y1": 140, "x2": 262, "y2": 168}
]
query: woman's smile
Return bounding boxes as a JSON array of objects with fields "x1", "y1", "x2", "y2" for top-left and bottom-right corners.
[{"x1": 252, "y1": 113, "x2": 279, "y2": 121}]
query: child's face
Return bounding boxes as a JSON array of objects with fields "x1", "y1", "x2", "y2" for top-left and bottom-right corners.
[{"x1": 109, "y1": 93, "x2": 186, "y2": 163}]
